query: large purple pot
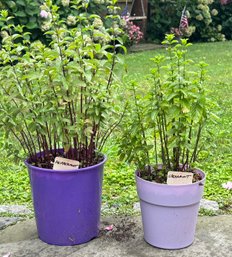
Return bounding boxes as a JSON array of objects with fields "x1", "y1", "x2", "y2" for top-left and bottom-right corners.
[
  {"x1": 25, "y1": 154, "x2": 106, "y2": 246},
  {"x1": 135, "y1": 169, "x2": 206, "y2": 249}
]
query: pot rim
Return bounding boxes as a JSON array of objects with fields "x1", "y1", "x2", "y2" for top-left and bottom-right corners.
[
  {"x1": 25, "y1": 153, "x2": 107, "y2": 173},
  {"x1": 135, "y1": 168, "x2": 206, "y2": 187}
]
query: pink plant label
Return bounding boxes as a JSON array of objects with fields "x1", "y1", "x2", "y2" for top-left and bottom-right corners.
[
  {"x1": 53, "y1": 157, "x2": 79, "y2": 170},
  {"x1": 167, "y1": 171, "x2": 193, "y2": 185}
]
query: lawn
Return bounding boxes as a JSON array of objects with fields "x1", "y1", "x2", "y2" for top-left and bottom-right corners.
[{"x1": 0, "y1": 41, "x2": 231, "y2": 215}]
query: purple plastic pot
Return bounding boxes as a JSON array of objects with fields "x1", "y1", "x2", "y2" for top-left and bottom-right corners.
[
  {"x1": 135, "y1": 169, "x2": 206, "y2": 250},
  {"x1": 25, "y1": 154, "x2": 106, "y2": 246}
]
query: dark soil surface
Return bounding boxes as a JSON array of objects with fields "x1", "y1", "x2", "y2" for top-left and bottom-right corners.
[
  {"x1": 28, "y1": 148, "x2": 104, "y2": 169},
  {"x1": 138, "y1": 166, "x2": 203, "y2": 184},
  {"x1": 99, "y1": 217, "x2": 137, "y2": 242}
]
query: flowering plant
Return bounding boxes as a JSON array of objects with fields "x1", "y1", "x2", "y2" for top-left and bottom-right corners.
[
  {"x1": 0, "y1": 0, "x2": 119, "y2": 43},
  {"x1": 122, "y1": 16, "x2": 143, "y2": 46}
]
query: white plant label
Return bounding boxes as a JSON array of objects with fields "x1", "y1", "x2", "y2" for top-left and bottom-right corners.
[
  {"x1": 53, "y1": 157, "x2": 79, "y2": 170},
  {"x1": 167, "y1": 171, "x2": 193, "y2": 185}
]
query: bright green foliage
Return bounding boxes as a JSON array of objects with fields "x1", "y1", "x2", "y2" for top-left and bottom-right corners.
[
  {"x1": 0, "y1": 1, "x2": 126, "y2": 167},
  {"x1": 118, "y1": 34, "x2": 214, "y2": 179},
  {"x1": 0, "y1": 156, "x2": 31, "y2": 204},
  {"x1": 102, "y1": 159, "x2": 137, "y2": 212}
]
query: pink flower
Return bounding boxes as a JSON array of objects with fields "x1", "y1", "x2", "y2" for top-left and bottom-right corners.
[
  {"x1": 222, "y1": 181, "x2": 232, "y2": 190},
  {"x1": 123, "y1": 17, "x2": 143, "y2": 44},
  {"x1": 104, "y1": 224, "x2": 114, "y2": 231},
  {"x1": 40, "y1": 10, "x2": 49, "y2": 19}
]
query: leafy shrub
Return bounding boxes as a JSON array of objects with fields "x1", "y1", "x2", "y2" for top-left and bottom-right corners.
[
  {"x1": 0, "y1": 0, "x2": 43, "y2": 41},
  {"x1": 187, "y1": 0, "x2": 225, "y2": 42},
  {"x1": 210, "y1": 1, "x2": 232, "y2": 40},
  {"x1": 147, "y1": 0, "x2": 226, "y2": 42},
  {"x1": 0, "y1": 0, "x2": 121, "y2": 43}
]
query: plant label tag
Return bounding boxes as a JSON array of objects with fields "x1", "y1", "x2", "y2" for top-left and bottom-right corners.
[
  {"x1": 167, "y1": 171, "x2": 193, "y2": 185},
  {"x1": 53, "y1": 157, "x2": 79, "y2": 170}
]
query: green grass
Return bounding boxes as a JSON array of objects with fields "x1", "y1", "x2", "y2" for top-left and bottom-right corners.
[
  {"x1": 0, "y1": 154, "x2": 31, "y2": 204},
  {"x1": 0, "y1": 41, "x2": 232, "y2": 215}
]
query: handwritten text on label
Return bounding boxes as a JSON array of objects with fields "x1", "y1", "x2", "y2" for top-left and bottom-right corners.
[
  {"x1": 53, "y1": 157, "x2": 79, "y2": 171},
  {"x1": 167, "y1": 171, "x2": 193, "y2": 185}
]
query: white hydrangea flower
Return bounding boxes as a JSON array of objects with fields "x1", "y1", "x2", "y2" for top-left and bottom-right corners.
[
  {"x1": 217, "y1": 25, "x2": 222, "y2": 32},
  {"x1": 211, "y1": 9, "x2": 218, "y2": 16},
  {"x1": 83, "y1": 35, "x2": 92, "y2": 46},
  {"x1": 93, "y1": 17, "x2": 103, "y2": 29},
  {"x1": 67, "y1": 15, "x2": 77, "y2": 26},
  {"x1": 93, "y1": 29, "x2": 103, "y2": 41},
  {"x1": 205, "y1": 17, "x2": 212, "y2": 25},
  {"x1": 41, "y1": 22, "x2": 52, "y2": 31},
  {"x1": 196, "y1": 14, "x2": 204, "y2": 21},
  {"x1": 0, "y1": 30, "x2": 9, "y2": 39},
  {"x1": 75, "y1": 31, "x2": 82, "y2": 38},
  {"x1": 112, "y1": 24, "x2": 121, "y2": 36},
  {"x1": 197, "y1": 4, "x2": 205, "y2": 10},
  {"x1": 120, "y1": 18, "x2": 127, "y2": 28},
  {"x1": 103, "y1": 34, "x2": 111, "y2": 43},
  {"x1": 221, "y1": 34, "x2": 226, "y2": 41},
  {"x1": 61, "y1": 0, "x2": 70, "y2": 7},
  {"x1": 107, "y1": 6, "x2": 119, "y2": 14},
  {"x1": 186, "y1": 10, "x2": 191, "y2": 18},
  {"x1": 202, "y1": 5, "x2": 209, "y2": 12},
  {"x1": 31, "y1": 40, "x2": 44, "y2": 51}
]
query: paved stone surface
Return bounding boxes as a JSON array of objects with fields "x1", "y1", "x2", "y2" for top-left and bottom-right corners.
[
  {"x1": 0, "y1": 217, "x2": 20, "y2": 230},
  {"x1": 0, "y1": 205, "x2": 32, "y2": 215},
  {"x1": 0, "y1": 215, "x2": 231, "y2": 257},
  {"x1": 133, "y1": 202, "x2": 140, "y2": 212},
  {"x1": 200, "y1": 199, "x2": 219, "y2": 212}
]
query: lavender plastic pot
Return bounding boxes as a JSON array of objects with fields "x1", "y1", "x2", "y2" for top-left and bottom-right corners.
[
  {"x1": 135, "y1": 169, "x2": 206, "y2": 250},
  {"x1": 25, "y1": 154, "x2": 106, "y2": 246}
]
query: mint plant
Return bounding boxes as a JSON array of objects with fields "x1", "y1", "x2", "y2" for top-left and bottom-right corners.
[
  {"x1": 0, "y1": 0, "x2": 126, "y2": 168},
  {"x1": 119, "y1": 34, "x2": 213, "y2": 182}
]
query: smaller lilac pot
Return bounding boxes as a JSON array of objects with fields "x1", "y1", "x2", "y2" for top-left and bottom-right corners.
[
  {"x1": 25, "y1": 154, "x2": 106, "y2": 246},
  {"x1": 135, "y1": 169, "x2": 206, "y2": 250}
]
